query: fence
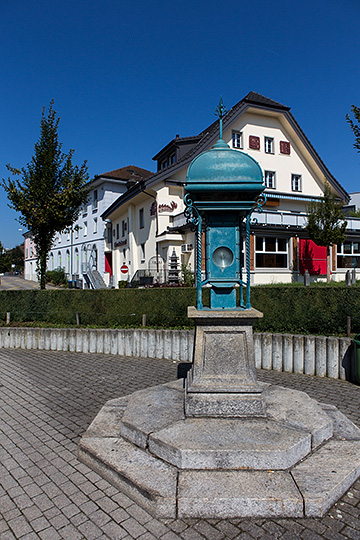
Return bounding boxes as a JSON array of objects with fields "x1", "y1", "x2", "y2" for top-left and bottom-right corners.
[{"x1": 0, "y1": 327, "x2": 353, "y2": 381}]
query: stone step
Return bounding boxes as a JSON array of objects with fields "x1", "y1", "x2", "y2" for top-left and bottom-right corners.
[
  {"x1": 178, "y1": 469, "x2": 303, "y2": 518},
  {"x1": 292, "y1": 439, "x2": 360, "y2": 517},
  {"x1": 149, "y1": 417, "x2": 311, "y2": 470},
  {"x1": 78, "y1": 436, "x2": 178, "y2": 518}
]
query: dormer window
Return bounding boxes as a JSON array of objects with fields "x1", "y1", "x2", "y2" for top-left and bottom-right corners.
[{"x1": 160, "y1": 152, "x2": 176, "y2": 170}]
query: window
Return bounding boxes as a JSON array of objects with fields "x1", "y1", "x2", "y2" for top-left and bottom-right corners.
[
  {"x1": 93, "y1": 218, "x2": 97, "y2": 234},
  {"x1": 74, "y1": 249, "x2": 79, "y2": 274},
  {"x1": 93, "y1": 190, "x2": 98, "y2": 211},
  {"x1": 84, "y1": 221, "x2": 88, "y2": 236},
  {"x1": 337, "y1": 241, "x2": 360, "y2": 268},
  {"x1": 75, "y1": 226, "x2": 79, "y2": 239},
  {"x1": 116, "y1": 223, "x2": 119, "y2": 239},
  {"x1": 139, "y1": 208, "x2": 144, "y2": 229},
  {"x1": 255, "y1": 236, "x2": 288, "y2": 268},
  {"x1": 169, "y1": 153, "x2": 176, "y2": 165},
  {"x1": 232, "y1": 131, "x2": 243, "y2": 149},
  {"x1": 122, "y1": 220, "x2": 126, "y2": 237},
  {"x1": 291, "y1": 174, "x2": 302, "y2": 192},
  {"x1": 107, "y1": 225, "x2": 112, "y2": 244},
  {"x1": 264, "y1": 171, "x2": 276, "y2": 189},
  {"x1": 140, "y1": 243, "x2": 145, "y2": 262},
  {"x1": 264, "y1": 137, "x2": 274, "y2": 154}
]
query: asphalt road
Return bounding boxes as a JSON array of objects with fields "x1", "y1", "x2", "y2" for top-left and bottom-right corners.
[{"x1": 0, "y1": 275, "x2": 57, "y2": 290}]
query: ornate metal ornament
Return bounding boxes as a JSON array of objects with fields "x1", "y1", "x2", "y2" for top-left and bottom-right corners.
[{"x1": 185, "y1": 99, "x2": 265, "y2": 310}]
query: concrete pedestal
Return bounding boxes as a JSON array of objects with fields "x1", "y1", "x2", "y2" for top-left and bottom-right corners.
[
  {"x1": 78, "y1": 379, "x2": 360, "y2": 518},
  {"x1": 78, "y1": 307, "x2": 360, "y2": 518},
  {"x1": 185, "y1": 307, "x2": 265, "y2": 417}
]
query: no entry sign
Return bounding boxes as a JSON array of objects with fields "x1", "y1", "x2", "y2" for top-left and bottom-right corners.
[{"x1": 120, "y1": 265, "x2": 129, "y2": 274}]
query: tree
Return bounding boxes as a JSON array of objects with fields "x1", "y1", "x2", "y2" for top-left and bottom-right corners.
[
  {"x1": 346, "y1": 105, "x2": 360, "y2": 153},
  {"x1": 0, "y1": 241, "x2": 11, "y2": 273},
  {"x1": 2, "y1": 101, "x2": 89, "y2": 288},
  {"x1": 8, "y1": 244, "x2": 25, "y2": 272},
  {"x1": 306, "y1": 182, "x2": 347, "y2": 283}
]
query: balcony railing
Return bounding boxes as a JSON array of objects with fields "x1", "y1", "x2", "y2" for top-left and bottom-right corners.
[{"x1": 170, "y1": 211, "x2": 360, "y2": 231}]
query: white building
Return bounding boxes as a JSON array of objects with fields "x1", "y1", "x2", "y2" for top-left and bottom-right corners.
[
  {"x1": 102, "y1": 92, "x2": 360, "y2": 287},
  {"x1": 24, "y1": 166, "x2": 153, "y2": 286}
]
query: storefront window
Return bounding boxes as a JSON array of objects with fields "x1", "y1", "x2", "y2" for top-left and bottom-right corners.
[
  {"x1": 337, "y1": 241, "x2": 360, "y2": 268},
  {"x1": 255, "y1": 236, "x2": 288, "y2": 268}
]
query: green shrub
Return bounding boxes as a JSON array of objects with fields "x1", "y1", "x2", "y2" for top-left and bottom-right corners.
[
  {"x1": 45, "y1": 268, "x2": 67, "y2": 286},
  {"x1": 0, "y1": 286, "x2": 358, "y2": 335}
]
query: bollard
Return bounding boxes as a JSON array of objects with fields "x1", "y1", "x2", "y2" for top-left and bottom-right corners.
[
  {"x1": 304, "y1": 270, "x2": 310, "y2": 286},
  {"x1": 347, "y1": 316, "x2": 351, "y2": 337},
  {"x1": 345, "y1": 270, "x2": 351, "y2": 286},
  {"x1": 142, "y1": 314, "x2": 146, "y2": 328},
  {"x1": 76, "y1": 312, "x2": 80, "y2": 326},
  {"x1": 6, "y1": 312, "x2": 10, "y2": 325},
  {"x1": 352, "y1": 268, "x2": 356, "y2": 285}
]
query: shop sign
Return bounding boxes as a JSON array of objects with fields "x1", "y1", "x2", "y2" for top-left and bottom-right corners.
[{"x1": 158, "y1": 201, "x2": 178, "y2": 213}]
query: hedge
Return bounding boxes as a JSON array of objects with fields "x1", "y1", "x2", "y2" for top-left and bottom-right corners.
[{"x1": 0, "y1": 286, "x2": 358, "y2": 336}]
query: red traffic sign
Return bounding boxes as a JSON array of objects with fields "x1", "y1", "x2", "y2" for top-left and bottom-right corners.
[{"x1": 120, "y1": 265, "x2": 129, "y2": 274}]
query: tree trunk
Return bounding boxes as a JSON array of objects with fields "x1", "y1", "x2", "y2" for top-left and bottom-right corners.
[
  {"x1": 38, "y1": 248, "x2": 47, "y2": 289},
  {"x1": 327, "y1": 245, "x2": 331, "y2": 283}
]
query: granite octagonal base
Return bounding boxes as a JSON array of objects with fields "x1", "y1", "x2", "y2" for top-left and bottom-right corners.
[{"x1": 78, "y1": 379, "x2": 360, "y2": 519}]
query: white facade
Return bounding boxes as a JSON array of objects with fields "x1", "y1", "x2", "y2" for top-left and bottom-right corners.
[
  {"x1": 24, "y1": 166, "x2": 153, "y2": 287},
  {"x1": 102, "y1": 92, "x2": 359, "y2": 287},
  {"x1": 24, "y1": 233, "x2": 37, "y2": 281}
]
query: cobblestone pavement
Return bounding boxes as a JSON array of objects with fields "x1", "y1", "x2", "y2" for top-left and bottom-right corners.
[{"x1": 1, "y1": 349, "x2": 360, "y2": 540}]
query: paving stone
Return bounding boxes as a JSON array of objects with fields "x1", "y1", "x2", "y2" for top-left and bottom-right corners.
[
  {"x1": 77, "y1": 520, "x2": 104, "y2": 540},
  {"x1": 143, "y1": 518, "x2": 170, "y2": 537},
  {"x1": 1, "y1": 349, "x2": 360, "y2": 540},
  {"x1": 7, "y1": 515, "x2": 33, "y2": 537},
  {"x1": 194, "y1": 520, "x2": 226, "y2": 539},
  {"x1": 122, "y1": 517, "x2": 148, "y2": 538},
  {"x1": 38, "y1": 529, "x2": 62, "y2": 540}
]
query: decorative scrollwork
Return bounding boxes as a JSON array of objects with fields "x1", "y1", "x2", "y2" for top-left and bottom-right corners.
[
  {"x1": 184, "y1": 193, "x2": 201, "y2": 227},
  {"x1": 247, "y1": 193, "x2": 267, "y2": 223},
  {"x1": 255, "y1": 193, "x2": 267, "y2": 212}
]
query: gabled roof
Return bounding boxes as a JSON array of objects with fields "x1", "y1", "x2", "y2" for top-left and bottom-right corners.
[
  {"x1": 242, "y1": 91, "x2": 290, "y2": 111},
  {"x1": 147, "y1": 91, "x2": 349, "y2": 203},
  {"x1": 95, "y1": 165, "x2": 153, "y2": 182},
  {"x1": 102, "y1": 92, "x2": 350, "y2": 217}
]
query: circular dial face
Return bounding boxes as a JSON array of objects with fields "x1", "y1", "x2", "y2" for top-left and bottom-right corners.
[{"x1": 212, "y1": 246, "x2": 234, "y2": 268}]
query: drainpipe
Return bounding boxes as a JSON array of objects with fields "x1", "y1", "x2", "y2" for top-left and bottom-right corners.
[{"x1": 139, "y1": 184, "x2": 159, "y2": 273}]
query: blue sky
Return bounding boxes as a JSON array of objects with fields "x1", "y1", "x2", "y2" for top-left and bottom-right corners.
[{"x1": 1, "y1": 0, "x2": 359, "y2": 248}]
